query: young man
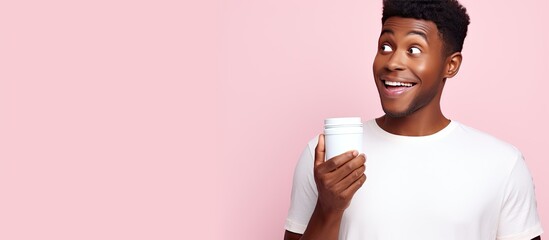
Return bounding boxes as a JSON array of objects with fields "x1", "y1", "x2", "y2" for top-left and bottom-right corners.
[{"x1": 284, "y1": 1, "x2": 543, "y2": 240}]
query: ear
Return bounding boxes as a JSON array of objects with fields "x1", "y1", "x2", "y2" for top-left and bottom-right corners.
[{"x1": 444, "y1": 52, "x2": 462, "y2": 79}]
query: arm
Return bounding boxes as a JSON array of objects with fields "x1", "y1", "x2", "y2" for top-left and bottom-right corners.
[
  {"x1": 284, "y1": 134, "x2": 366, "y2": 240},
  {"x1": 283, "y1": 230, "x2": 302, "y2": 240},
  {"x1": 497, "y1": 155, "x2": 543, "y2": 240}
]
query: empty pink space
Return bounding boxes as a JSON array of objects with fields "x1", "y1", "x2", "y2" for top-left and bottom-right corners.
[{"x1": 1, "y1": 0, "x2": 221, "y2": 240}]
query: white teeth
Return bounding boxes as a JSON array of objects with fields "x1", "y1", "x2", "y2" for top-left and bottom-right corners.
[{"x1": 384, "y1": 80, "x2": 413, "y2": 87}]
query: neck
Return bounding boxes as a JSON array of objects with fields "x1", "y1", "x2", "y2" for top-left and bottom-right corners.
[{"x1": 376, "y1": 107, "x2": 450, "y2": 137}]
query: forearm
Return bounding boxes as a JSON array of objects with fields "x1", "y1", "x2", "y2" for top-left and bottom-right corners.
[{"x1": 300, "y1": 202, "x2": 344, "y2": 240}]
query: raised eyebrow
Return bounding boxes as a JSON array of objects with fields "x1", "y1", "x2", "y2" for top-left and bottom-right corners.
[
  {"x1": 380, "y1": 29, "x2": 429, "y2": 44},
  {"x1": 407, "y1": 30, "x2": 429, "y2": 44}
]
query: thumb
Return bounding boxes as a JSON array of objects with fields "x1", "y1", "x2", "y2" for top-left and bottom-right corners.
[{"x1": 314, "y1": 134, "x2": 325, "y2": 167}]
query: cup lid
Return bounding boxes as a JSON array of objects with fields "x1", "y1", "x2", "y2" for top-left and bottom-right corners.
[{"x1": 324, "y1": 117, "x2": 362, "y2": 126}]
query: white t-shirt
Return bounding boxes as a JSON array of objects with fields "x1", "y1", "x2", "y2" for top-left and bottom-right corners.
[{"x1": 285, "y1": 120, "x2": 543, "y2": 240}]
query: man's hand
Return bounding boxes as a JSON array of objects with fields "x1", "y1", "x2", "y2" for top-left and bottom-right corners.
[
  {"x1": 314, "y1": 134, "x2": 367, "y2": 213},
  {"x1": 285, "y1": 134, "x2": 367, "y2": 240}
]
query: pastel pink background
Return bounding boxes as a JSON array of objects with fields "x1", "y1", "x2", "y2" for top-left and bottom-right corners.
[{"x1": 0, "y1": 0, "x2": 547, "y2": 239}]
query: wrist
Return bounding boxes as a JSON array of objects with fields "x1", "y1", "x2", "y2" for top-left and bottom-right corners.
[
  {"x1": 301, "y1": 202, "x2": 344, "y2": 240},
  {"x1": 317, "y1": 202, "x2": 345, "y2": 222}
]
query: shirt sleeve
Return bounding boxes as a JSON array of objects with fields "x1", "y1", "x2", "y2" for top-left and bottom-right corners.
[
  {"x1": 284, "y1": 137, "x2": 319, "y2": 234},
  {"x1": 496, "y1": 154, "x2": 543, "y2": 240}
]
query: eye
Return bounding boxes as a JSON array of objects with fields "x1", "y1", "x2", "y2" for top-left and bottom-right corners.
[
  {"x1": 380, "y1": 44, "x2": 393, "y2": 53},
  {"x1": 408, "y1": 47, "x2": 421, "y2": 54}
]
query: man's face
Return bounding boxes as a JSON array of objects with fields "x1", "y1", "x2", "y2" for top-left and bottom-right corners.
[{"x1": 373, "y1": 17, "x2": 449, "y2": 118}]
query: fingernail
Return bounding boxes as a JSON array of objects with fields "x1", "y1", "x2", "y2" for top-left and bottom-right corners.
[{"x1": 353, "y1": 151, "x2": 358, "y2": 157}]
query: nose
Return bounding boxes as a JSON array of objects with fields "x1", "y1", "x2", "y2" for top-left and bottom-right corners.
[{"x1": 385, "y1": 50, "x2": 406, "y2": 71}]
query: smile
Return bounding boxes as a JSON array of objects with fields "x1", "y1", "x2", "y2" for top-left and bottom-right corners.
[
  {"x1": 384, "y1": 80, "x2": 415, "y2": 87},
  {"x1": 381, "y1": 79, "x2": 417, "y2": 96}
]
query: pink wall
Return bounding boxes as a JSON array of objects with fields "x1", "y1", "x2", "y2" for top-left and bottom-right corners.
[{"x1": 0, "y1": 0, "x2": 546, "y2": 239}]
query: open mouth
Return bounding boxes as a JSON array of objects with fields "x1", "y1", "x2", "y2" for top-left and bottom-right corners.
[
  {"x1": 380, "y1": 79, "x2": 417, "y2": 96},
  {"x1": 383, "y1": 80, "x2": 416, "y2": 88}
]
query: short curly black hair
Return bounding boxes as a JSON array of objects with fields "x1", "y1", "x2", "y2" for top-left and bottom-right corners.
[{"x1": 382, "y1": 0, "x2": 470, "y2": 55}]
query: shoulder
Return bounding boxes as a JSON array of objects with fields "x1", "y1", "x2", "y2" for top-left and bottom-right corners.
[
  {"x1": 306, "y1": 135, "x2": 320, "y2": 156},
  {"x1": 451, "y1": 121, "x2": 522, "y2": 159},
  {"x1": 430, "y1": 121, "x2": 525, "y2": 179}
]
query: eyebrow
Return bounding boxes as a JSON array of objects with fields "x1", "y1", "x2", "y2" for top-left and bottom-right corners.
[{"x1": 380, "y1": 29, "x2": 429, "y2": 44}]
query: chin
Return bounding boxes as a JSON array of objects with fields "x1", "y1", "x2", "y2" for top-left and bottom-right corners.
[{"x1": 382, "y1": 106, "x2": 415, "y2": 118}]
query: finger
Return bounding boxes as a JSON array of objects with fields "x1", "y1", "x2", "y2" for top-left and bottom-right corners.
[
  {"x1": 320, "y1": 150, "x2": 359, "y2": 174},
  {"x1": 314, "y1": 134, "x2": 326, "y2": 167},
  {"x1": 341, "y1": 174, "x2": 367, "y2": 199},
  {"x1": 333, "y1": 164, "x2": 366, "y2": 192},
  {"x1": 324, "y1": 152, "x2": 364, "y2": 176},
  {"x1": 326, "y1": 154, "x2": 365, "y2": 188}
]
